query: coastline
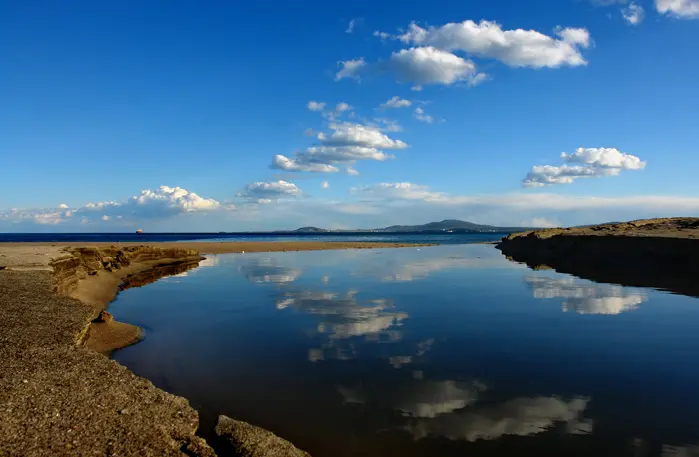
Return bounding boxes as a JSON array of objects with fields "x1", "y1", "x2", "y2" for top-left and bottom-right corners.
[
  {"x1": 496, "y1": 217, "x2": 699, "y2": 297},
  {"x1": 0, "y1": 241, "x2": 425, "y2": 456}
]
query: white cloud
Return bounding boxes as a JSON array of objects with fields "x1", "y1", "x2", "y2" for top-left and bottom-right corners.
[
  {"x1": 346, "y1": 167, "x2": 360, "y2": 176},
  {"x1": 373, "y1": 30, "x2": 391, "y2": 40},
  {"x1": 524, "y1": 147, "x2": 646, "y2": 187},
  {"x1": 388, "y1": 47, "x2": 486, "y2": 86},
  {"x1": 237, "y1": 180, "x2": 301, "y2": 203},
  {"x1": 0, "y1": 186, "x2": 231, "y2": 226},
  {"x1": 346, "y1": 19, "x2": 358, "y2": 34},
  {"x1": 352, "y1": 182, "x2": 444, "y2": 201},
  {"x1": 656, "y1": 0, "x2": 699, "y2": 18},
  {"x1": 307, "y1": 100, "x2": 326, "y2": 111},
  {"x1": 271, "y1": 155, "x2": 339, "y2": 173},
  {"x1": 321, "y1": 181, "x2": 329, "y2": 189},
  {"x1": 318, "y1": 122, "x2": 408, "y2": 149},
  {"x1": 414, "y1": 107, "x2": 434, "y2": 124},
  {"x1": 525, "y1": 276, "x2": 647, "y2": 315},
  {"x1": 396, "y1": 20, "x2": 591, "y2": 68},
  {"x1": 622, "y1": 3, "x2": 646, "y2": 24},
  {"x1": 562, "y1": 147, "x2": 646, "y2": 169},
  {"x1": 380, "y1": 96, "x2": 412, "y2": 109},
  {"x1": 272, "y1": 121, "x2": 407, "y2": 174},
  {"x1": 523, "y1": 164, "x2": 619, "y2": 187},
  {"x1": 335, "y1": 58, "x2": 367, "y2": 80},
  {"x1": 335, "y1": 102, "x2": 352, "y2": 113}
]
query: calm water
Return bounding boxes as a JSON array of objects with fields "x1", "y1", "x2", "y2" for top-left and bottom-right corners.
[
  {"x1": 111, "y1": 245, "x2": 699, "y2": 457},
  {"x1": 0, "y1": 232, "x2": 505, "y2": 244}
]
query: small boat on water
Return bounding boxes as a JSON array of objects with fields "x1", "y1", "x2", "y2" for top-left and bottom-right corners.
[{"x1": 136, "y1": 229, "x2": 143, "y2": 235}]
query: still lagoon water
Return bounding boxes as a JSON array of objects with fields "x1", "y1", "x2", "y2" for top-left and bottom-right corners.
[{"x1": 112, "y1": 245, "x2": 699, "y2": 456}]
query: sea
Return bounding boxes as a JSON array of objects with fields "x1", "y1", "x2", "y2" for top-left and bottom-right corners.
[
  {"x1": 0, "y1": 232, "x2": 507, "y2": 244},
  {"x1": 106, "y1": 242, "x2": 699, "y2": 457}
]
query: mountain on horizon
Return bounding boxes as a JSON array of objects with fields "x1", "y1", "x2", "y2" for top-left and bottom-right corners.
[{"x1": 293, "y1": 220, "x2": 532, "y2": 233}]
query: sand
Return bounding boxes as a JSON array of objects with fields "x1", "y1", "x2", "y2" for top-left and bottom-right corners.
[
  {"x1": 1, "y1": 240, "x2": 430, "y2": 254},
  {"x1": 0, "y1": 240, "x2": 425, "y2": 456}
]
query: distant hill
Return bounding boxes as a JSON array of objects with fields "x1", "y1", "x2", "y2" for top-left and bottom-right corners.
[
  {"x1": 293, "y1": 220, "x2": 532, "y2": 233},
  {"x1": 375, "y1": 219, "x2": 530, "y2": 233},
  {"x1": 292, "y1": 226, "x2": 328, "y2": 233}
]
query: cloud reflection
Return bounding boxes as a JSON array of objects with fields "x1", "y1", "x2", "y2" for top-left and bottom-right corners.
[
  {"x1": 276, "y1": 289, "x2": 407, "y2": 339},
  {"x1": 237, "y1": 257, "x2": 302, "y2": 284},
  {"x1": 339, "y1": 379, "x2": 592, "y2": 442},
  {"x1": 525, "y1": 275, "x2": 648, "y2": 315}
]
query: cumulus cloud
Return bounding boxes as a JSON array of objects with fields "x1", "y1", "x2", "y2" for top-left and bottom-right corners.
[
  {"x1": 321, "y1": 181, "x2": 329, "y2": 189},
  {"x1": 525, "y1": 276, "x2": 647, "y2": 315},
  {"x1": 656, "y1": 0, "x2": 699, "y2": 18},
  {"x1": 0, "y1": 186, "x2": 231, "y2": 227},
  {"x1": 273, "y1": 122, "x2": 407, "y2": 175},
  {"x1": 395, "y1": 20, "x2": 591, "y2": 68},
  {"x1": 380, "y1": 96, "x2": 412, "y2": 109},
  {"x1": 237, "y1": 180, "x2": 301, "y2": 203},
  {"x1": 318, "y1": 122, "x2": 408, "y2": 149},
  {"x1": 388, "y1": 47, "x2": 485, "y2": 86},
  {"x1": 353, "y1": 182, "x2": 444, "y2": 201},
  {"x1": 307, "y1": 100, "x2": 326, "y2": 111},
  {"x1": 346, "y1": 18, "x2": 358, "y2": 34},
  {"x1": 622, "y1": 3, "x2": 646, "y2": 24},
  {"x1": 523, "y1": 147, "x2": 646, "y2": 187},
  {"x1": 335, "y1": 58, "x2": 367, "y2": 80},
  {"x1": 414, "y1": 107, "x2": 434, "y2": 123}
]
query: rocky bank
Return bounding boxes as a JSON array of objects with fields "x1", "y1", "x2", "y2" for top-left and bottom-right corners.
[{"x1": 496, "y1": 218, "x2": 699, "y2": 297}]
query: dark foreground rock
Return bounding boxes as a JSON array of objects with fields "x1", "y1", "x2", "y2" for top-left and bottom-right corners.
[
  {"x1": 215, "y1": 415, "x2": 311, "y2": 457},
  {"x1": 497, "y1": 218, "x2": 699, "y2": 297}
]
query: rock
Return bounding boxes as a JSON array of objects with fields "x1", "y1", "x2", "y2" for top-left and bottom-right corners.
[
  {"x1": 93, "y1": 311, "x2": 113, "y2": 323},
  {"x1": 214, "y1": 415, "x2": 310, "y2": 457}
]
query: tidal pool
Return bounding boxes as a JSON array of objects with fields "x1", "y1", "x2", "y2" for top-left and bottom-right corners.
[{"x1": 111, "y1": 245, "x2": 699, "y2": 457}]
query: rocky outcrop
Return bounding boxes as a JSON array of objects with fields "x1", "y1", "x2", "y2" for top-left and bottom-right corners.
[
  {"x1": 497, "y1": 218, "x2": 699, "y2": 297},
  {"x1": 50, "y1": 246, "x2": 203, "y2": 297},
  {"x1": 215, "y1": 415, "x2": 311, "y2": 457}
]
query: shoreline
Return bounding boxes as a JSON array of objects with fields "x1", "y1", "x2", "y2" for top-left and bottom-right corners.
[
  {"x1": 496, "y1": 217, "x2": 699, "y2": 297},
  {"x1": 0, "y1": 241, "x2": 427, "y2": 456}
]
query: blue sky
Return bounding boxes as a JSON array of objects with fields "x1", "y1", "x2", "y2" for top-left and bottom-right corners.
[{"x1": 1, "y1": 0, "x2": 698, "y2": 231}]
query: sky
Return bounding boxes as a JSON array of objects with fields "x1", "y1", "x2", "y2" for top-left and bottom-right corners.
[{"x1": 1, "y1": 0, "x2": 698, "y2": 232}]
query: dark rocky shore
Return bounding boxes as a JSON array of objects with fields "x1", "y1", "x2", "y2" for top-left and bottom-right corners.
[{"x1": 496, "y1": 218, "x2": 699, "y2": 297}]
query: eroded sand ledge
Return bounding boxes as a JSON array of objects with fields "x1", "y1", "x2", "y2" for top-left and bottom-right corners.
[
  {"x1": 0, "y1": 241, "x2": 424, "y2": 456},
  {"x1": 496, "y1": 218, "x2": 699, "y2": 297}
]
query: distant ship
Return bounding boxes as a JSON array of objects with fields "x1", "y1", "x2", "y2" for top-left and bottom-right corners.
[{"x1": 136, "y1": 229, "x2": 143, "y2": 235}]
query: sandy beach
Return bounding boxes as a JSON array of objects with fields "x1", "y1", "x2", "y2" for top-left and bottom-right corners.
[{"x1": 0, "y1": 241, "x2": 423, "y2": 457}]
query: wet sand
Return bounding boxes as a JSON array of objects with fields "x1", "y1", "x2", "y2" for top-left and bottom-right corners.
[
  {"x1": 2, "y1": 240, "x2": 430, "y2": 254},
  {"x1": 0, "y1": 241, "x2": 425, "y2": 456}
]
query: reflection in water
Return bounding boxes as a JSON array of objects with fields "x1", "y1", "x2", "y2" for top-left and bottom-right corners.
[
  {"x1": 110, "y1": 246, "x2": 699, "y2": 456},
  {"x1": 119, "y1": 260, "x2": 202, "y2": 290},
  {"x1": 355, "y1": 249, "x2": 523, "y2": 282},
  {"x1": 525, "y1": 275, "x2": 648, "y2": 315},
  {"x1": 339, "y1": 379, "x2": 592, "y2": 442},
  {"x1": 663, "y1": 444, "x2": 699, "y2": 457},
  {"x1": 276, "y1": 289, "x2": 407, "y2": 339},
  {"x1": 237, "y1": 257, "x2": 302, "y2": 284}
]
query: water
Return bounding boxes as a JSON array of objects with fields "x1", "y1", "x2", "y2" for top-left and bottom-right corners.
[
  {"x1": 0, "y1": 232, "x2": 505, "y2": 244},
  {"x1": 110, "y1": 245, "x2": 699, "y2": 456}
]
